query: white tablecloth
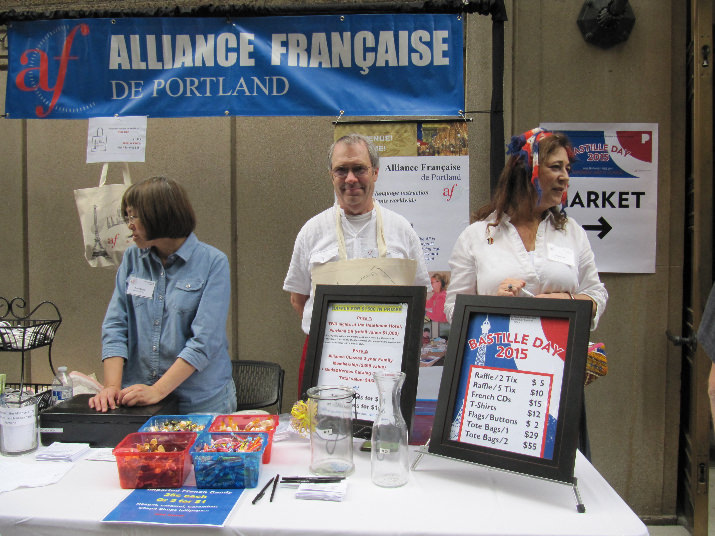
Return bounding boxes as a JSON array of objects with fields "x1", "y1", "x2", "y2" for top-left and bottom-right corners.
[{"x1": 0, "y1": 438, "x2": 647, "y2": 536}]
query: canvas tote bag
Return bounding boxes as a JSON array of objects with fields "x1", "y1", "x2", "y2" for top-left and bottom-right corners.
[{"x1": 74, "y1": 163, "x2": 133, "y2": 268}]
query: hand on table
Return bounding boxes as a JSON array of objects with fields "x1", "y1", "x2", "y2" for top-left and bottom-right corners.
[
  {"x1": 88, "y1": 386, "x2": 120, "y2": 412},
  {"x1": 118, "y1": 384, "x2": 164, "y2": 407}
]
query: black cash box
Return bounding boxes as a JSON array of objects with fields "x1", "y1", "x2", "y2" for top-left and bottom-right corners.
[{"x1": 39, "y1": 393, "x2": 179, "y2": 447}]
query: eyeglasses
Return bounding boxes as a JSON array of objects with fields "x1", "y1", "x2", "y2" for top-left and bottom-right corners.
[
  {"x1": 331, "y1": 166, "x2": 372, "y2": 180},
  {"x1": 123, "y1": 215, "x2": 139, "y2": 225}
]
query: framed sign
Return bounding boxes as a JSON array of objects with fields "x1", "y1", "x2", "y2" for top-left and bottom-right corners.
[
  {"x1": 428, "y1": 295, "x2": 592, "y2": 484},
  {"x1": 301, "y1": 285, "x2": 426, "y2": 438}
]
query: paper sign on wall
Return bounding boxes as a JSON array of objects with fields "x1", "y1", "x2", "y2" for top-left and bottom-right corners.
[
  {"x1": 87, "y1": 116, "x2": 147, "y2": 163},
  {"x1": 542, "y1": 122, "x2": 658, "y2": 273}
]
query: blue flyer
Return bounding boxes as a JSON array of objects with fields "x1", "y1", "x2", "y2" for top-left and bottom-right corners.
[{"x1": 103, "y1": 487, "x2": 243, "y2": 526}]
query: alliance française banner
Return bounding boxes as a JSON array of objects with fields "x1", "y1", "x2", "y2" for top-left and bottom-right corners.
[{"x1": 6, "y1": 14, "x2": 464, "y2": 119}]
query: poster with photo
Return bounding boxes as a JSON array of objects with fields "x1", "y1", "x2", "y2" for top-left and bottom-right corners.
[
  {"x1": 334, "y1": 122, "x2": 470, "y2": 272},
  {"x1": 333, "y1": 123, "x2": 468, "y2": 415}
]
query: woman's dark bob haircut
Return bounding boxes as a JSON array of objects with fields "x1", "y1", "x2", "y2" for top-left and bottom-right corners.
[{"x1": 121, "y1": 176, "x2": 196, "y2": 240}]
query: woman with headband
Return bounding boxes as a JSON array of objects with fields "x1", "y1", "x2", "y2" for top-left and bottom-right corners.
[{"x1": 443, "y1": 128, "x2": 607, "y2": 329}]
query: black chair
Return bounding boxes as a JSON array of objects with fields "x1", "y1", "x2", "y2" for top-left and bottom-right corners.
[{"x1": 231, "y1": 360, "x2": 285, "y2": 414}]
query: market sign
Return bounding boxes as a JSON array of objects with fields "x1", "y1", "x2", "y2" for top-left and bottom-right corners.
[
  {"x1": 5, "y1": 14, "x2": 464, "y2": 119},
  {"x1": 542, "y1": 123, "x2": 658, "y2": 274}
]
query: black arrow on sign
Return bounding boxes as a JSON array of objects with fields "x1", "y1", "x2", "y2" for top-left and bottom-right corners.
[{"x1": 582, "y1": 216, "x2": 612, "y2": 239}]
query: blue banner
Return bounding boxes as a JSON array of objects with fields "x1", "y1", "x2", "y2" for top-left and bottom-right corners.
[{"x1": 6, "y1": 14, "x2": 464, "y2": 119}]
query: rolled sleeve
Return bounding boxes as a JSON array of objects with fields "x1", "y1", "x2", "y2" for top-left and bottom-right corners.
[
  {"x1": 101, "y1": 260, "x2": 131, "y2": 360},
  {"x1": 571, "y1": 222, "x2": 608, "y2": 330},
  {"x1": 177, "y1": 254, "x2": 230, "y2": 371}
]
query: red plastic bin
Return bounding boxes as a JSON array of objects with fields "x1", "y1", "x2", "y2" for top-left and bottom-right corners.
[
  {"x1": 208, "y1": 414, "x2": 278, "y2": 463},
  {"x1": 112, "y1": 431, "x2": 197, "y2": 489}
]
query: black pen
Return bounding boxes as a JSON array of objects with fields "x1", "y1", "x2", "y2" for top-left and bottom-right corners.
[
  {"x1": 270, "y1": 473, "x2": 280, "y2": 502},
  {"x1": 251, "y1": 476, "x2": 275, "y2": 505},
  {"x1": 281, "y1": 476, "x2": 345, "y2": 483}
]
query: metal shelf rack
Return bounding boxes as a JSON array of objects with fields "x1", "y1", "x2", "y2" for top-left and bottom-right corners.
[{"x1": 0, "y1": 297, "x2": 62, "y2": 402}]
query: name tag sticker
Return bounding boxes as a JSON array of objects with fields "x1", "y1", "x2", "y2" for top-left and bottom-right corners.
[
  {"x1": 127, "y1": 277, "x2": 155, "y2": 299},
  {"x1": 547, "y1": 244, "x2": 575, "y2": 267}
]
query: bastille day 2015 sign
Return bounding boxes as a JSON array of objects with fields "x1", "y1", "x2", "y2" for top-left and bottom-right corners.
[
  {"x1": 427, "y1": 295, "x2": 591, "y2": 489},
  {"x1": 6, "y1": 14, "x2": 464, "y2": 119}
]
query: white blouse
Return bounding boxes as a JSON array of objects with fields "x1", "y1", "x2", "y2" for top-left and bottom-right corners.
[{"x1": 444, "y1": 212, "x2": 608, "y2": 330}]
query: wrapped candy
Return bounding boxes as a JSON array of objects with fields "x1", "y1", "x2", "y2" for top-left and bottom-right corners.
[{"x1": 191, "y1": 432, "x2": 267, "y2": 489}]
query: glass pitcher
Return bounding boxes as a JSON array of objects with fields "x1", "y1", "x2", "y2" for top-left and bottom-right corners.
[{"x1": 306, "y1": 385, "x2": 356, "y2": 477}]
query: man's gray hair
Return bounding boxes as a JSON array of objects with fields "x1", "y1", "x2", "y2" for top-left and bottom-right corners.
[{"x1": 328, "y1": 133, "x2": 380, "y2": 171}]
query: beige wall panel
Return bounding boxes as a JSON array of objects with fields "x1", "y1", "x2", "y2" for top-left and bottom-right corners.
[
  {"x1": 234, "y1": 117, "x2": 335, "y2": 404},
  {"x1": 139, "y1": 116, "x2": 233, "y2": 358},
  {"x1": 23, "y1": 119, "x2": 111, "y2": 384},
  {"x1": 138, "y1": 117, "x2": 232, "y2": 267},
  {"x1": 464, "y1": 14, "x2": 496, "y2": 214},
  {"x1": 0, "y1": 70, "x2": 27, "y2": 385},
  {"x1": 586, "y1": 274, "x2": 674, "y2": 512}
]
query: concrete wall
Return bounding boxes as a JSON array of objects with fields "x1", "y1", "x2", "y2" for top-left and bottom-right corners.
[
  {"x1": 0, "y1": 0, "x2": 686, "y2": 520},
  {"x1": 504, "y1": 1, "x2": 687, "y2": 519}
]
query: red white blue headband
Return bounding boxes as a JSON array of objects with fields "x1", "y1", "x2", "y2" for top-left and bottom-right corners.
[{"x1": 506, "y1": 127, "x2": 568, "y2": 209}]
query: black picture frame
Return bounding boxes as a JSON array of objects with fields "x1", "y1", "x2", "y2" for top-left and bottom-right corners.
[
  {"x1": 428, "y1": 294, "x2": 592, "y2": 484},
  {"x1": 301, "y1": 284, "x2": 426, "y2": 438}
]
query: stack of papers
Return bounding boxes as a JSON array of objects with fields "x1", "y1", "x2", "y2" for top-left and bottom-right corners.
[
  {"x1": 0, "y1": 457, "x2": 74, "y2": 493},
  {"x1": 36, "y1": 442, "x2": 90, "y2": 462},
  {"x1": 295, "y1": 481, "x2": 347, "y2": 502}
]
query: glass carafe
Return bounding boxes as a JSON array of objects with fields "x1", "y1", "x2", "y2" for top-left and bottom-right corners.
[{"x1": 371, "y1": 371, "x2": 409, "y2": 487}]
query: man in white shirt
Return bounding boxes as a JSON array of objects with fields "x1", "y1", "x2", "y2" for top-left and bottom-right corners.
[{"x1": 283, "y1": 133, "x2": 430, "y2": 386}]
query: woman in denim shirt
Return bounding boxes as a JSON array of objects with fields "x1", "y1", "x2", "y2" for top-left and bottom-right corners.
[{"x1": 89, "y1": 177, "x2": 236, "y2": 414}]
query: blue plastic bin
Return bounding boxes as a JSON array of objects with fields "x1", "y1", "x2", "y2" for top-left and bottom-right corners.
[
  {"x1": 138, "y1": 414, "x2": 214, "y2": 433},
  {"x1": 190, "y1": 432, "x2": 268, "y2": 489}
]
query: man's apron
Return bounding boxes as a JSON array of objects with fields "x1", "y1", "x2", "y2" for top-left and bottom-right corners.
[
  {"x1": 310, "y1": 203, "x2": 417, "y2": 288},
  {"x1": 299, "y1": 203, "x2": 417, "y2": 388}
]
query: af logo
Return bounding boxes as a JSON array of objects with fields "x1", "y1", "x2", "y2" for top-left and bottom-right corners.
[{"x1": 14, "y1": 22, "x2": 92, "y2": 117}]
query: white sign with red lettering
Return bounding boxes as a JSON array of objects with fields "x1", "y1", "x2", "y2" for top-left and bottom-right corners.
[{"x1": 542, "y1": 122, "x2": 658, "y2": 273}]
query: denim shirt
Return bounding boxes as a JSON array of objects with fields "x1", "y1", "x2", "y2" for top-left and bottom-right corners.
[{"x1": 102, "y1": 233, "x2": 232, "y2": 410}]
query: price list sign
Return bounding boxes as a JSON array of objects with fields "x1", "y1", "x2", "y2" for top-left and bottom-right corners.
[
  {"x1": 429, "y1": 296, "x2": 591, "y2": 485},
  {"x1": 447, "y1": 311, "x2": 569, "y2": 461},
  {"x1": 454, "y1": 366, "x2": 553, "y2": 458}
]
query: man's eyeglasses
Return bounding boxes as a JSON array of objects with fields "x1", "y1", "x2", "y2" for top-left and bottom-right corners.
[
  {"x1": 331, "y1": 166, "x2": 372, "y2": 180},
  {"x1": 123, "y1": 215, "x2": 139, "y2": 225}
]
